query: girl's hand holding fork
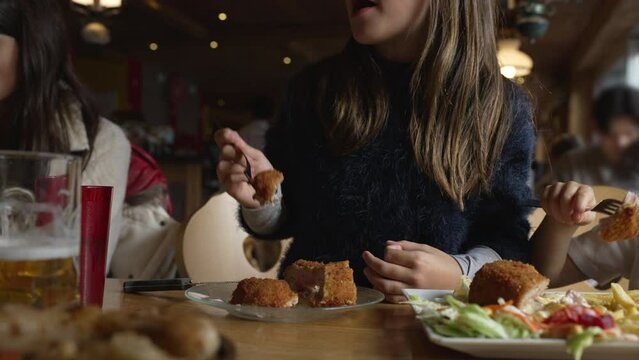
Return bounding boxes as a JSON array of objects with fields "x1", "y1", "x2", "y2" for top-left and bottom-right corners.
[
  {"x1": 214, "y1": 128, "x2": 274, "y2": 209},
  {"x1": 541, "y1": 181, "x2": 597, "y2": 226}
]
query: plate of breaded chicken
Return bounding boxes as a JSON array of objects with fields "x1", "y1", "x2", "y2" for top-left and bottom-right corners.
[
  {"x1": 185, "y1": 259, "x2": 384, "y2": 322},
  {"x1": 403, "y1": 260, "x2": 639, "y2": 360}
]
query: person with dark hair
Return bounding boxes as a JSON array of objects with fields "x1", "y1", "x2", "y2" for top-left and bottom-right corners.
[
  {"x1": 0, "y1": 0, "x2": 131, "y2": 274},
  {"x1": 238, "y1": 96, "x2": 276, "y2": 151},
  {"x1": 215, "y1": 1, "x2": 535, "y2": 302},
  {"x1": 554, "y1": 86, "x2": 639, "y2": 192}
]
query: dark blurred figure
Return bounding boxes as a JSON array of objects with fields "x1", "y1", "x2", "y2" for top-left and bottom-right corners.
[
  {"x1": 553, "y1": 87, "x2": 639, "y2": 192},
  {"x1": 238, "y1": 96, "x2": 275, "y2": 151},
  {"x1": 549, "y1": 134, "x2": 584, "y2": 160},
  {"x1": 535, "y1": 134, "x2": 584, "y2": 195}
]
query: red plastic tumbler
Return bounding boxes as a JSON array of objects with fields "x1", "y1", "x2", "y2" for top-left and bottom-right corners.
[{"x1": 79, "y1": 185, "x2": 112, "y2": 306}]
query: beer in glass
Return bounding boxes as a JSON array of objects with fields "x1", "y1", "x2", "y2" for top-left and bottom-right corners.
[{"x1": 0, "y1": 151, "x2": 81, "y2": 307}]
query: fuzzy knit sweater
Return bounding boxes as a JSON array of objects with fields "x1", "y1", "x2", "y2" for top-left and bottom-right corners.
[{"x1": 241, "y1": 57, "x2": 535, "y2": 286}]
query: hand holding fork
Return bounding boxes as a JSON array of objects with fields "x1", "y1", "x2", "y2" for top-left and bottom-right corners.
[
  {"x1": 213, "y1": 128, "x2": 274, "y2": 209},
  {"x1": 533, "y1": 182, "x2": 624, "y2": 226}
]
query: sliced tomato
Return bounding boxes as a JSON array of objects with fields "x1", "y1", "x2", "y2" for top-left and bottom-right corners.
[{"x1": 543, "y1": 304, "x2": 615, "y2": 330}]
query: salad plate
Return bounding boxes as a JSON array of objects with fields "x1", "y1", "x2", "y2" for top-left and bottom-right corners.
[{"x1": 403, "y1": 289, "x2": 639, "y2": 360}]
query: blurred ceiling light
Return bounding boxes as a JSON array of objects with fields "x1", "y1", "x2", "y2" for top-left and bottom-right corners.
[
  {"x1": 217, "y1": 99, "x2": 226, "y2": 107},
  {"x1": 497, "y1": 38, "x2": 533, "y2": 79},
  {"x1": 283, "y1": 56, "x2": 292, "y2": 65},
  {"x1": 71, "y1": 0, "x2": 122, "y2": 9},
  {"x1": 210, "y1": 41, "x2": 219, "y2": 49},
  {"x1": 149, "y1": 42, "x2": 159, "y2": 51},
  {"x1": 99, "y1": 0, "x2": 122, "y2": 8},
  {"x1": 71, "y1": 0, "x2": 121, "y2": 45},
  {"x1": 146, "y1": 0, "x2": 161, "y2": 10},
  {"x1": 81, "y1": 21, "x2": 110, "y2": 45},
  {"x1": 500, "y1": 66, "x2": 518, "y2": 79},
  {"x1": 218, "y1": 13, "x2": 228, "y2": 21}
]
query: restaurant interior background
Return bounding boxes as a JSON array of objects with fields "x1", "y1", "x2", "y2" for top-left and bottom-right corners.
[{"x1": 66, "y1": 0, "x2": 639, "y2": 221}]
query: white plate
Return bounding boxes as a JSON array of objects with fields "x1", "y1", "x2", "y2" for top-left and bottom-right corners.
[
  {"x1": 402, "y1": 289, "x2": 639, "y2": 360},
  {"x1": 185, "y1": 282, "x2": 384, "y2": 323}
]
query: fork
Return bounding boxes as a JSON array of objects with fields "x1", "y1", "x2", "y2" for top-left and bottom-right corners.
[
  {"x1": 524, "y1": 198, "x2": 624, "y2": 216},
  {"x1": 243, "y1": 153, "x2": 253, "y2": 183}
]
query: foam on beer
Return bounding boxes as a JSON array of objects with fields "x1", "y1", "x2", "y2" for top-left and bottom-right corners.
[
  {"x1": 0, "y1": 201, "x2": 79, "y2": 261},
  {"x1": 0, "y1": 236, "x2": 78, "y2": 260}
]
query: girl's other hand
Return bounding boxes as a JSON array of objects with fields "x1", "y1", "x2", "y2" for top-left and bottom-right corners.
[
  {"x1": 362, "y1": 241, "x2": 462, "y2": 303},
  {"x1": 542, "y1": 181, "x2": 596, "y2": 226},
  {"x1": 213, "y1": 128, "x2": 274, "y2": 208}
]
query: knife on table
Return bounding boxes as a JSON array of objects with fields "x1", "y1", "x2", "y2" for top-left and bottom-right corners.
[{"x1": 123, "y1": 278, "x2": 195, "y2": 293}]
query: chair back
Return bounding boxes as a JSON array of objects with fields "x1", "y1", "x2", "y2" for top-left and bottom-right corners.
[{"x1": 182, "y1": 191, "x2": 288, "y2": 282}]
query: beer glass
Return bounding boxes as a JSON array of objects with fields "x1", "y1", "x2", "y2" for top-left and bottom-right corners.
[{"x1": 0, "y1": 151, "x2": 81, "y2": 307}]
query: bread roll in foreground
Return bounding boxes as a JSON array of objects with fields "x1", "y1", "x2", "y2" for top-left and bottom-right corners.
[
  {"x1": 468, "y1": 260, "x2": 549, "y2": 308},
  {"x1": 0, "y1": 305, "x2": 221, "y2": 360}
]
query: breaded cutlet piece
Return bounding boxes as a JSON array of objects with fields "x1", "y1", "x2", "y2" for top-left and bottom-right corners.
[
  {"x1": 468, "y1": 260, "x2": 549, "y2": 308},
  {"x1": 283, "y1": 259, "x2": 324, "y2": 292},
  {"x1": 283, "y1": 260, "x2": 357, "y2": 307},
  {"x1": 230, "y1": 278, "x2": 298, "y2": 308},
  {"x1": 252, "y1": 169, "x2": 284, "y2": 205},
  {"x1": 323, "y1": 261, "x2": 358, "y2": 307},
  {"x1": 600, "y1": 204, "x2": 639, "y2": 242}
]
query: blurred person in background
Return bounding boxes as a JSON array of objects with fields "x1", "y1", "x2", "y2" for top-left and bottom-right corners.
[
  {"x1": 238, "y1": 96, "x2": 276, "y2": 151},
  {"x1": 102, "y1": 108, "x2": 180, "y2": 279},
  {"x1": 0, "y1": 0, "x2": 179, "y2": 280},
  {"x1": 0, "y1": 0, "x2": 131, "y2": 274},
  {"x1": 111, "y1": 140, "x2": 182, "y2": 280},
  {"x1": 554, "y1": 87, "x2": 639, "y2": 192}
]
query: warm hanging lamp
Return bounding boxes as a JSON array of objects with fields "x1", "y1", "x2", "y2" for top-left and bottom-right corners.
[
  {"x1": 497, "y1": 38, "x2": 534, "y2": 79},
  {"x1": 70, "y1": 0, "x2": 122, "y2": 45},
  {"x1": 71, "y1": 0, "x2": 122, "y2": 9}
]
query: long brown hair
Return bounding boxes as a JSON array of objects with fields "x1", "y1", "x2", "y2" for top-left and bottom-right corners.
[
  {"x1": 320, "y1": 0, "x2": 514, "y2": 208},
  {"x1": 0, "y1": 0, "x2": 99, "y2": 156}
]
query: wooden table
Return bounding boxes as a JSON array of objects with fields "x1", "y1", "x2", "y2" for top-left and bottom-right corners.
[{"x1": 103, "y1": 279, "x2": 595, "y2": 360}]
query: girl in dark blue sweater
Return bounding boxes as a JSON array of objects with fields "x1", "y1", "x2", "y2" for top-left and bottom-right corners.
[{"x1": 215, "y1": 0, "x2": 535, "y2": 303}]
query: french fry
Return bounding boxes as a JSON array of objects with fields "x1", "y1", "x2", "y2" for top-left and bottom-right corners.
[
  {"x1": 611, "y1": 283, "x2": 636, "y2": 310},
  {"x1": 581, "y1": 294, "x2": 612, "y2": 308},
  {"x1": 619, "y1": 322, "x2": 639, "y2": 336},
  {"x1": 611, "y1": 309, "x2": 626, "y2": 321}
]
